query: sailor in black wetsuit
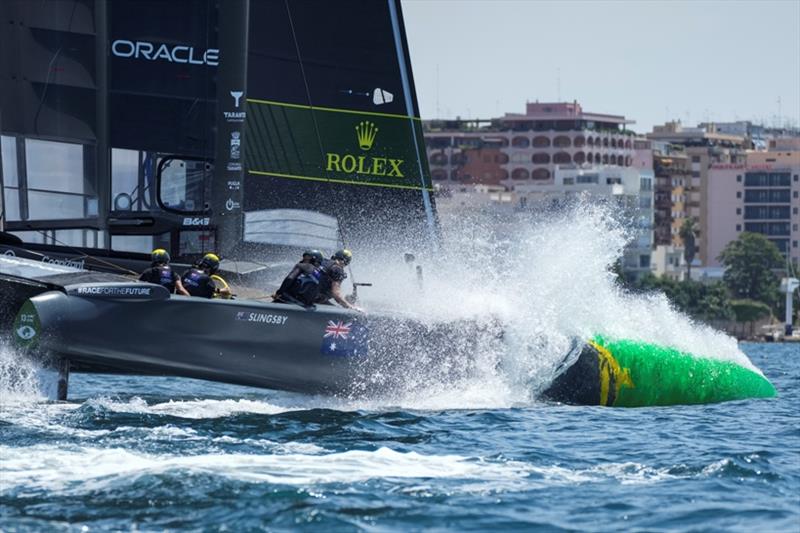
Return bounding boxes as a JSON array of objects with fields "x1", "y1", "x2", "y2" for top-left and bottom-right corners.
[
  {"x1": 273, "y1": 249, "x2": 324, "y2": 306},
  {"x1": 181, "y1": 253, "x2": 231, "y2": 299},
  {"x1": 316, "y1": 249, "x2": 361, "y2": 311},
  {"x1": 139, "y1": 249, "x2": 190, "y2": 296}
]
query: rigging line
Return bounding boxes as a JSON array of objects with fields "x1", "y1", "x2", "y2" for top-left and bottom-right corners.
[
  {"x1": 28, "y1": 228, "x2": 139, "y2": 276},
  {"x1": 283, "y1": 1, "x2": 359, "y2": 290},
  {"x1": 33, "y1": 0, "x2": 78, "y2": 136},
  {"x1": 283, "y1": 1, "x2": 351, "y2": 256}
]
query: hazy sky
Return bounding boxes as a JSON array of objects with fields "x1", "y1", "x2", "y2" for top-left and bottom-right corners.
[{"x1": 401, "y1": 0, "x2": 800, "y2": 133}]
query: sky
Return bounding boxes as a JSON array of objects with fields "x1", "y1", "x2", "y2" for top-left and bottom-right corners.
[{"x1": 401, "y1": 0, "x2": 800, "y2": 133}]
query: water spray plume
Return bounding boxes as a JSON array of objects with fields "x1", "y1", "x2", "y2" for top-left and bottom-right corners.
[{"x1": 351, "y1": 199, "x2": 754, "y2": 409}]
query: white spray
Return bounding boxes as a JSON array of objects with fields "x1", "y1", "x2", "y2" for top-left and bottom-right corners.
[
  {"x1": 0, "y1": 201, "x2": 754, "y2": 410},
  {"x1": 349, "y1": 200, "x2": 752, "y2": 409}
]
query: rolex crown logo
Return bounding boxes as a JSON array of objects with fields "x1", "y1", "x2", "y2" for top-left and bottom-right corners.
[{"x1": 355, "y1": 121, "x2": 378, "y2": 151}]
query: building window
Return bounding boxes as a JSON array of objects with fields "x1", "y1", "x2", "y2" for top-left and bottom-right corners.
[
  {"x1": 736, "y1": 224, "x2": 741, "y2": 231},
  {"x1": 553, "y1": 136, "x2": 571, "y2": 148},
  {"x1": 794, "y1": 241, "x2": 798, "y2": 249},
  {"x1": 745, "y1": 222, "x2": 790, "y2": 236},
  {"x1": 511, "y1": 152, "x2": 528, "y2": 164},
  {"x1": 511, "y1": 168, "x2": 530, "y2": 180},
  {"x1": 744, "y1": 206, "x2": 791, "y2": 220},
  {"x1": 531, "y1": 168, "x2": 551, "y2": 180},
  {"x1": 553, "y1": 152, "x2": 571, "y2": 164},
  {"x1": 532, "y1": 136, "x2": 551, "y2": 148},
  {"x1": 531, "y1": 153, "x2": 550, "y2": 164},
  {"x1": 511, "y1": 136, "x2": 530, "y2": 148},
  {"x1": 737, "y1": 175, "x2": 742, "y2": 182},
  {"x1": 744, "y1": 189, "x2": 791, "y2": 203},
  {"x1": 736, "y1": 191, "x2": 742, "y2": 198},
  {"x1": 769, "y1": 239, "x2": 790, "y2": 253},
  {"x1": 736, "y1": 208, "x2": 741, "y2": 215}
]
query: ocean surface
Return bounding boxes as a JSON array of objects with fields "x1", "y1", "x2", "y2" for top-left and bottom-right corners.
[{"x1": 0, "y1": 342, "x2": 797, "y2": 532}]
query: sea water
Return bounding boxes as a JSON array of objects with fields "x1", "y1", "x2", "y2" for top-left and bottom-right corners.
[
  {"x1": 0, "y1": 345, "x2": 797, "y2": 531},
  {"x1": 1, "y1": 204, "x2": 798, "y2": 531}
]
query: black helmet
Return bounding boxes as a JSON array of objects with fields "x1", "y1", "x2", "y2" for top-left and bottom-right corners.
[
  {"x1": 151, "y1": 248, "x2": 170, "y2": 265},
  {"x1": 332, "y1": 249, "x2": 353, "y2": 265},
  {"x1": 199, "y1": 253, "x2": 220, "y2": 274},
  {"x1": 301, "y1": 249, "x2": 324, "y2": 266}
]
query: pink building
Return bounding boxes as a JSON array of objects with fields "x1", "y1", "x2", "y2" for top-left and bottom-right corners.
[
  {"x1": 707, "y1": 142, "x2": 800, "y2": 269},
  {"x1": 424, "y1": 101, "x2": 636, "y2": 187}
]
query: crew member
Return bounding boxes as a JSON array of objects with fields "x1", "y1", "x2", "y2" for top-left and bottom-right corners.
[
  {"x1": 274, "y1": 250, "x2": 324, "y2": 305},
  {"x1": 316, "y1": 249, "x2": 361, "y2": 311},
  {"x1": 301, "y1": 249, "x2": 324, "y2": 265},
  {"x1": 181, "y1": 253, "x2": 231, "y2": 299},
  {"x1": 139, "y1": 249, "x2": 190, "y2": 296}
]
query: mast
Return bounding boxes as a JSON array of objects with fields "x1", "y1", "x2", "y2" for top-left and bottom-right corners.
[
  {"x1": 212, "y1": 0, "x2": 250, "y2": 258},
  {"x1": 94, "y1": 0, "x2": 110, "y2": 250},
  {"x1": 387, "y1": 0, "x2": 438, "y2": 248}
]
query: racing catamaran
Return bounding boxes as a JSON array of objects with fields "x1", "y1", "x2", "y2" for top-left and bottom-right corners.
[{"x1": 0, "y1": 0, "x2": 775, "y2": 406}]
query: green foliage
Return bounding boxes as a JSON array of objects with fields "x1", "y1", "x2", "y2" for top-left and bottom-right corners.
[
  {"x1": 679, "y1": 218, "x2": 698, "y2": 278},
  {"x1": 718, "y1": 232, "x2": 783, "y2": 305},
  {"x1": 729, "y1": 299, "x2": 773, "y2": 323},
  {"x1": 633, "y1": 273, "x2": 734, "y2": 322}
]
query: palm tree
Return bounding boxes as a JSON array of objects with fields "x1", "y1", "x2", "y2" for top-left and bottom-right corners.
[{"x1": 679, "y1": 218, "x2": 699, "y2": 281}]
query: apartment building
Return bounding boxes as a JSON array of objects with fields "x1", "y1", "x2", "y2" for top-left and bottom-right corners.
[
  {"x1": 706, "y1": 138, "x2": 800, "y2": 269},
  {"x1": 647, "y1": 121, "x2": 748, "y2": 266},
  {"x1": 425, "y1": 101, "x2": 636, "y2": 187}
]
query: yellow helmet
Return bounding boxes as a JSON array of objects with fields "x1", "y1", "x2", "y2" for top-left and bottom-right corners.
[
  {"x1": 199, "y1": 253, "x2": 220, "y2": 273},
  {"x1": 333, "y1": 249, "x2": 352, "y2": 265},
  {"x1": 151, "y1": 248, "x2": 170, "y2": 265}
]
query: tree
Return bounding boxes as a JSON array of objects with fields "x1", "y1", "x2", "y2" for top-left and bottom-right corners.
[
  {"x1": 718, "y1": 232, "x2": 784, "y2": 305},
  {"x1": 679, "y1": 218, "x2": 699, "y2": 280},
  {"x1": 633, "y1": 273, "x2": 734, "y2": 322}
]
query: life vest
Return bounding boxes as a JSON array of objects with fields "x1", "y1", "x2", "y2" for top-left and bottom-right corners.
[
  {"x1": 288, "y1": 266, "x2": 321, "y2": 305},
  {"x1": 181, "y1": 268, "x2": 215, "y2": 298},
  {"x1": 316, "y1": 259, "x2": 346, "y2": 302},
  {"x1": 140, "y1": 265, "x2": 177, "y2": 293}
]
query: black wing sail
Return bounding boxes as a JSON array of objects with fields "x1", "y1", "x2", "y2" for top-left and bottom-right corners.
[
  {"x1": 0, "y1": 0, "x2": 436, "y2": 268},
  {"x1": 238, "y1": 0, "x2": 438, "y2": 257}
]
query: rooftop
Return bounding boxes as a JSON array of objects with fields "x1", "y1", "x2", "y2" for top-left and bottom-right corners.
[
  {"x1": 500, "y1": 101, "x2": 633, "y2": 125},
  {"x1": 647, "y1": 121, "x2": 745, "y2": 145}
]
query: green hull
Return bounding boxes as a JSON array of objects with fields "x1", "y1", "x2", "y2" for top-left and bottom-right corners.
[{"x1": 543, "y1": 337, "x2": 776, "y2": 407}]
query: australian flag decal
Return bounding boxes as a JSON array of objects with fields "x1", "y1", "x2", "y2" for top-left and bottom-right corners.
[{"x1": 321, "y1": 319, "x2": 368, "y2": 357}]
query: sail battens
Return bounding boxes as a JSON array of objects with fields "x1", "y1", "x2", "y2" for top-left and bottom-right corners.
[
  {"x1": 247, "y1": 98, "x2": 422, "y2": 122},
  {"x1": 248, "y1": 170, "x2": 434, "y2": 192}
]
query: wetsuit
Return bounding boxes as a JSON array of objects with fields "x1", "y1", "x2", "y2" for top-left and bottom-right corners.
[
  {"x1": 139, "y1": 265, "x2": 180, "y2": 293},
  {"x1": 181, "y1": 267, "x2": 217, "y2": 298},
  {"x1": 315, "y1": 259, "x2": 347, "y2": 304},
  {"x1": 275, "y1": 263, "x2": 320, "y2": 305}
]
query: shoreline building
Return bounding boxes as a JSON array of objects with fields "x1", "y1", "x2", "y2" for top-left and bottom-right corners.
[
  {"x1": 647, "y1": 121, "x2": 748, "y2": 268},
  {"x1": 649, "y1": 142, "x2": 692, "y2": 280},
  {"x1": 425, "y1": 101, "x2": 654, "y2": 280},
  {"x1": 706, "y1": 137, "x2": 800, "y2": 269},
  {"x1": 425, "y1": 101, "x2": 636, "y2": 188}
]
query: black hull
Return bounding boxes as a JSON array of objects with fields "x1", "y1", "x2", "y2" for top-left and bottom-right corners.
[
  {"x1": 4, "y1": 264, "x2": 501, "y2": 399},
  {"x1": 1, "y1": 255, "x2": 599, "y2": 404}
]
